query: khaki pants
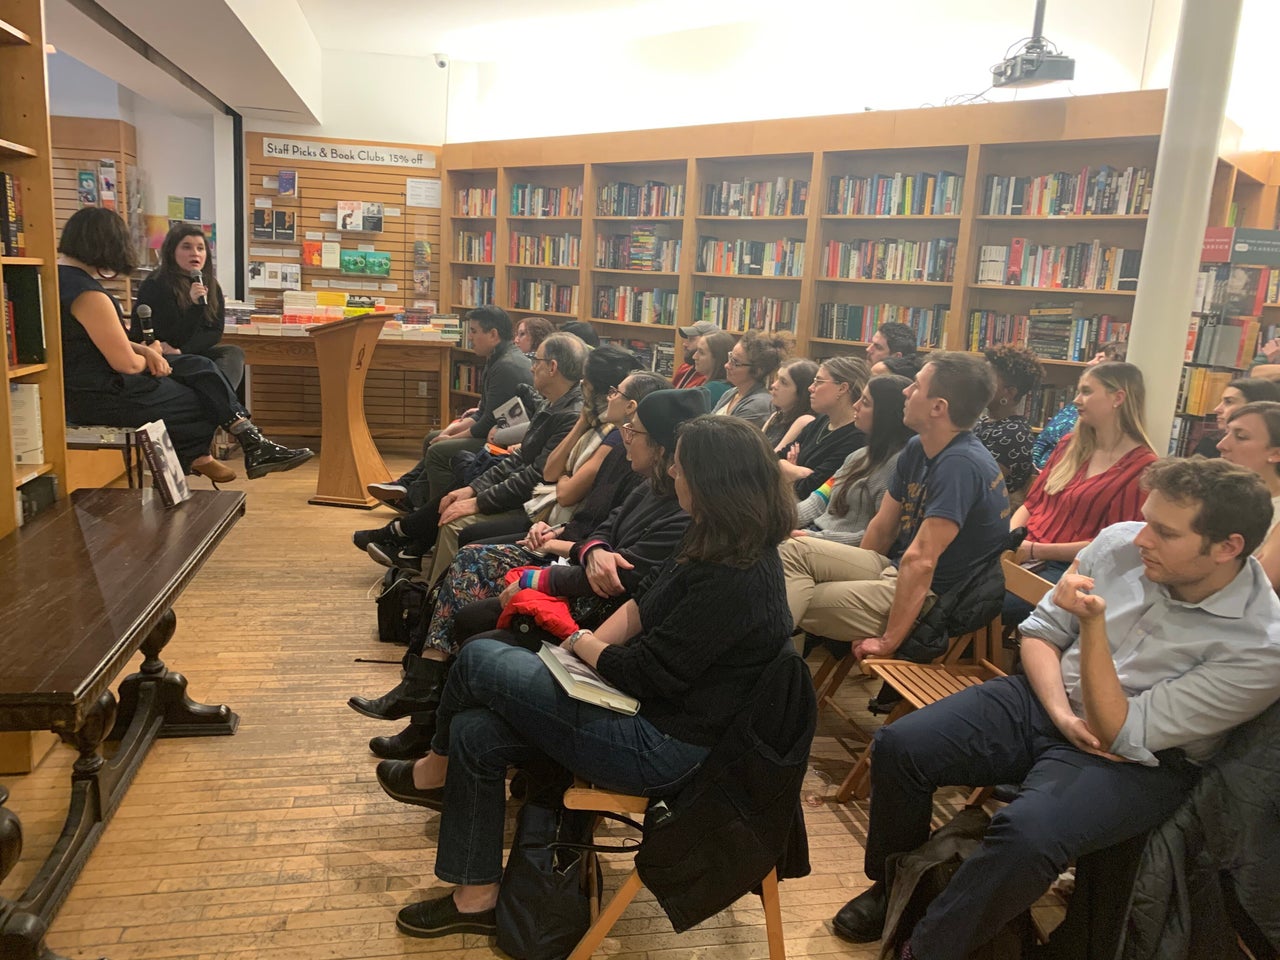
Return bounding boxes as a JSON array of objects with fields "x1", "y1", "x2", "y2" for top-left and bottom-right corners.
[
  {"x1": 426, "y1": 509, "x2": 525, "y2": 582},
  {"x1": 780, "y1": 536, "x2": 931, "y2": 641}
]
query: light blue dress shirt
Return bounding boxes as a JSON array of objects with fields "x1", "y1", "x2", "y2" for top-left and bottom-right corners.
[{"x1": 1020, "y1": 521, "x2": 1280, "y2": 766}]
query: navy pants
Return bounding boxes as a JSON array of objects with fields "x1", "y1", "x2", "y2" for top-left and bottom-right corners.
[
  {"x1": 1001, "y1": 559, "x2": 1069, "y2": 627},
  {"x1": 865, "y1": 674, "x2": 1199, "y2": 960}
]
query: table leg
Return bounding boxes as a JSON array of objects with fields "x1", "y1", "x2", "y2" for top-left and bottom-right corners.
[{"x1": 109, "y1": 609, "x2": 239, "y2": 741}]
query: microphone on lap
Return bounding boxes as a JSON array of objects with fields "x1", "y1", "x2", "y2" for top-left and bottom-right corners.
[
  {"x1": 137, "y1": 304, "x2": 155, "y2": 344},
  {"x1": 190, "y1": 269, "x2": 206, "y2": 305}
]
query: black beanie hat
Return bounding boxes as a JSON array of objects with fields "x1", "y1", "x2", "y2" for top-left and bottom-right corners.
[
  {"x1": 635, "y1": 389, "x2": 708, "y2": 451},
  {"x1": 561, "y1": 320, "x2": 601, "y2": 347}
]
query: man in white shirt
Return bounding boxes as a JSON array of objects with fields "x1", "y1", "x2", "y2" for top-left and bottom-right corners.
[{"x1": 834, "y1": 457, "x2": 1280, "y2": 960}]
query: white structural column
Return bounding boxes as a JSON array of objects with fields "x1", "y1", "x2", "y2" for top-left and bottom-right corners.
[{"x1": 1129, "y1": 0, "x2": 1243, "y2": 451}]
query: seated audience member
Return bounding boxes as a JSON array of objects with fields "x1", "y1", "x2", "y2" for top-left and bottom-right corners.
[
  {"x1": 834, "y1": 457, "x2": 1280, "y2": 957},
  {"x1": 1192, "y1": 376, "x2": 1280, "y2": 457},
  {"x1": 561, "y1": 320, "x2": 601, "y2": 348},
  {"x1": 793, "y1": 375, "x2": 913, "y2": 546},
  {"x1": 710, "y1": 330, "x2": 790, "y2": 427},
  {"x1": 866, "y1": 321, "x2": 919, "y2": 366},
  {"x1": 369, "y1": 305, "x2": 532, "y2": 511},
  {"x1": 57, "y1": 207, "x2": 311, "y2": 483},
  {"x1": 870, "y1": 354, "x2": 924, "y2": 379},
  {"x1": 370, "y1": 416, "x2": 797, "y2": 941},
  {"x1": 1218, "y1": 401, "x2": 1280, "y2": 589},
  {"x1": 780, "y1": 356, "x2": 870, "y2": 498},
  {"x1": 1004, "y1": 362, "x2": 1157, "y2": 626},
  {"x1": 1032, "y1": 339, "x2": 1127, "y2": 469},
  {"x1": 780, "y1": 353, "x2": 1009, "y2": 659},
  {"x1": 695, "y1": 331, "x2": 735, "y2": 405},
  {"x1": 349, "y1": 388, "x2": 704, "y2": 760},
  {"x1": 763, "y1": 359, "x2": 817, "y2": 451},
  {"x1": 672, "y1": 320, "x2": 718, "y2": 388},
  {"x1": 513, "y1": 315, "x2": 553, "y2": 356},
  {"x1": 353, "y1": 333, "x2": 586, "y2": 571},
  {"x1": 974, "y1": 345, "x2": 1043, "y2": 498}
]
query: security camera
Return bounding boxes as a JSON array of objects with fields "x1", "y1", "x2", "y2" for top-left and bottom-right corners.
[{"x1": 433, "y1": 53, "x2": 449, "y2": 69}]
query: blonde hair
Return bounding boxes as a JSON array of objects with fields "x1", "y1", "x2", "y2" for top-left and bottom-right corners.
[{"x1": 1044, "y1": 361, "x2": 1153, "y2": 495}]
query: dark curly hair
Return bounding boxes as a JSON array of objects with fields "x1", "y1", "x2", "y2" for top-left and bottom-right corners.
[
  {"x1": 1141, "y1": 456, "x2": 1272, "y2": 557},
  {"x1": 738, "y1": 330, "x2": 792, "y2": 383},
  {"x1": 983, "y1": 344, "x2": 1044, "y2": 402},
  {"x1": 58, "y1": 207, "x2": 138, "y2": 275}
]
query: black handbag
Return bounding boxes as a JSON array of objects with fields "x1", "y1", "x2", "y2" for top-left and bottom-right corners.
[{"x1": 374, "y1": 568, "x2": 430, "y2": 646}]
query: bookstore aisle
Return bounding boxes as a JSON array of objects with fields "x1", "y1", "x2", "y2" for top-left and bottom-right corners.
[{"x1": 0, "y1": 458, "x2": 1061, "y2": 960}]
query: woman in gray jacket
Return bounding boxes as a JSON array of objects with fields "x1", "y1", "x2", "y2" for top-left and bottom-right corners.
[{"x1": 710, "y1": 329, "x2": 791, "y2": 428}]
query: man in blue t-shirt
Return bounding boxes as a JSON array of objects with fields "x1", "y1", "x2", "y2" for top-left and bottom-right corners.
[{"x1": 780, "y1": 352, "x2": 1010, "y2": 657}]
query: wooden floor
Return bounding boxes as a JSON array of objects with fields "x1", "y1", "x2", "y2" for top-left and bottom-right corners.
[{"x1": 1, "y1": 451, "x2": 1037, "y2": 960}]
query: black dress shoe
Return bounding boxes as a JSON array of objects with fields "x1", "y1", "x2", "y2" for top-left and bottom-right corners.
[
  {"x1": 833, "y1": 881, "x2": 888, "y2": 943},
  {"x1": 369, "y1": 721, "x2": 435, "y2": 759},
  {"x1": 396, "y1": 893, "x2": 496, "y2": 939},
  {"x1": 376, "y1": 759, "x2": 445, "y2": 810},
  {"x1": 348, "y1": 655, "x2": 451, "y2": 721}
]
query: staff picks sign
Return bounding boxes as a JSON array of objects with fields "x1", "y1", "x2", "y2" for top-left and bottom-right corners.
[{"x1": 263, "y1": 137, "x2": 436, "y2": 170}]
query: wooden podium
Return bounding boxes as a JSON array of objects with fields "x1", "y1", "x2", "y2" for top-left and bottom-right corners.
[{"x1": 307, "y1": 314, "x2": 394, "y2": 507}]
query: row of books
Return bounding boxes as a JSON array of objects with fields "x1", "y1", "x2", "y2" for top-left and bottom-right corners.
[
  {"x1": 701, "y1": 178, "x2": 809, "y2": 217},
  {"x1": 974, "y1": 240, "x2": 1141, "y2": 291},
  {"x1": 1, "y1": 172, "x2": 26, "y2": 256},
  {"x1": 510, "y1": 184, "x2": 584, "y2": 218},
  {"x1": 1169, "y1": 416, "x2": 1217, "y2": 459},
  {"x1": 595, "y1": 227, "x2": 681, "y2": 272},
  {"x1": 510, "y1": 231, "x2": 580, "y2": 268},
  {"x1": 455, "y1": 229, "x2": 494, "y2": 264},
  {"x1": 3, "y1": 271, "x2": 44, "y2": 364},
  {"x1": 821, "y1": 237, "x2": 957, "y2": 283},
  {"x1": 696, "y1": 237, "x2": 806, "y2": 277},
  {"x1": 966, "y1": 306, "x2": 1130, "y2": 361},
  {"x1": 825, "y1": 171, "x2": 964, "y2": 217},
  {"x1": 815, "y1": 302, "x2": 946, "y2": 347},
  {"x1": 597, "y1": 336, "x2": 676, "y2": 379},
  {"x1": 980, "y1": 165, "x2": 1153, "y2": 217},
  {"x1": 452, "y1": 361, "x2": 482, "y2": 393},
  {"x1": 1178, "y1": 367, "x2": 1235, "y2": 417},
  {"x1": 455, "y1": 187, "x2": 498, "y2": 218},
  {"x1": 1020, "y1": 384, "x2": 1076, "y2": 430},
  {"x1": 1184, "y1": 315, "x2": 1261, "y2": 370},
  {"x1": 691, "y1": 292, "x2": 799, "y2": 334},
  {"x1": 596, "y1": 181, "x2": 685, "y2": 218},
  {"x1": 1192, "y1": 264, "x2": 1270, "y2": 317},
  {"x1": 592, "y1": 285, "x2": 678, "y2": 326},
  {"x1": 456, "y1": 275, "x2": 496, "y2": 308},
  {"x1": 1267, "y1": 271, "x2": 1280, "y2": 305},
  {"x1": 511, "y1": 280, "x2": 580, "y2": 314}
]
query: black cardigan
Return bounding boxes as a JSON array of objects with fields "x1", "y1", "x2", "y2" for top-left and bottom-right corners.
[
  {"x1": 788, "y1": 414, "x2": 867, "y2": 498},
  {"x1": 131, "y1": 275, "x2": 225, "y2": 355}
]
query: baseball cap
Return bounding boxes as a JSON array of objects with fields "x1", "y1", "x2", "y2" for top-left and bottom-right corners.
[{"x1": 678, "y1": 320, "x2": 720, "y2": 338}]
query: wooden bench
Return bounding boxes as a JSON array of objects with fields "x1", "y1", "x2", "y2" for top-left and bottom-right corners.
[{"x1": 0, "y1": 488, "x2": 244, "y2": 960}]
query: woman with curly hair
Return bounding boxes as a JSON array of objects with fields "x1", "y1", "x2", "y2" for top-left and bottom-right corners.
[
  {"x1": 709, "y1": 329, "x2": 790, "y2": 427},
  {"x1": 975, "y1": 344, "x2": 1044, "y2": 497}
]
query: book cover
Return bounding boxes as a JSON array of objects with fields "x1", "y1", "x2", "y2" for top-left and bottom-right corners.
[
  {"x1": 361, "y1": 201, "x2": 384, "y2": 233},
  {"x1": 77, "y1": 170, "x2": 98, "y2": 207},
  {"x1": 98, "y1": 159, "x2": 117, "y2": 211},
  {"x1": 252, "y1": 208, "x2": 274, "y2": 240},
  {"x1": 136, "y1": 420, "x2": 192, "y2": 508},
  {"x1": 537, "y1": 642, "x2": 639, "y2": 715},
  {"x1": 363, "y1": 251, "x2": 391, "y2": 276},
  {"x1": 336, "y1": 200, "x2": 363, "y2": 232},
  {"x1": 321, "y1": 241, "x2": 340, "y2": 270},
  {"x1": 0, "y1": 172, "x2": 24, "y2": 257},
  {"x1": 247, "y1": 260, "x2": 269, "y2": 288},
  {"x1": 302, "y1": 241, "x2": 323, "y2": 267},
  {"x1": 277, "y1": 170, "x2": 297, "y2": 198},
  {"x1": 279, "y1": 263, "x2": 302, "y2": 291},
  {"x1": 339, "y1": 249, "x2": 366, "y2": 274},
  {"x1": 264, "y1": 262, "x2": 283, "y2": 288},
  {"x1": 273, "y1": 209, "x2": 296, "y2": 242},
  {"x1": 183, "y1": 196, "x2": 201, "y2": 221},
  {"x1": 1222, "y1": 265, "x2": 1266, "y2": 317}
]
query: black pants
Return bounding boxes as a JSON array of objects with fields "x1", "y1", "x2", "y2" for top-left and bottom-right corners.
[{"x1": 865, "y1": 674, "x2": 1199, "y2": 960}]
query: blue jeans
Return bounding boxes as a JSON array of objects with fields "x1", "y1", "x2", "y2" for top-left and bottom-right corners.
[
  {"x1": 430, "y1": 638, "x2": 710, "y2": 885},
  {"x1": 1001, "y1": 559, "x2": 1070, "y2": 627},
  {"x1": 865, "y1": 674, "x2": 1199, "y2": 960}
]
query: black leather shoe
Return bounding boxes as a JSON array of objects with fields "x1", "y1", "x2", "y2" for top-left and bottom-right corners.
[
  {"x1": 235, "y1": 423, "x2": 314, "y2": 480},
  {"x1": 396, "y1": 893, "x2": 496, "y2": 939},
  {"x1": 370, "y1": 721, "x2": 435, "y2": 759},
  {"x1": 376, "y1": 759, "x2": 445, "y2": 810},
  {"x1": 348, "y1": 655, "x2": 450, "y2": 721},
  {"x1": 833, "y1": 881, "x2": 887, "y2": 943}
]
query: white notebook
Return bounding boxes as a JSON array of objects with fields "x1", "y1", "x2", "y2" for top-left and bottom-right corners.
[{"x1": 537, "y1": 642, "x2": 640, "y2": 716}]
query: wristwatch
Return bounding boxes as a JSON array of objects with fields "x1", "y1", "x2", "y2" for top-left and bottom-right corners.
[{"x1": 566, "y1": 629, "x2": 589, "y2": 654}]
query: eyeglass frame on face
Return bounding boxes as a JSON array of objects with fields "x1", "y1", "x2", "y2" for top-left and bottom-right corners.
[
  {"x1": 607, "y1": 385, "x2": 633, "y2": 401},
  {"x1": 620, "y1": 421, "x2": 648, "y2": 441},
  {"x1": 726, "y1": 355, "x2": 751, "y2": 368},
  {"x1": 525, "y1": 351, "x2": 551, "y2": 367},
  {"x1": 810, "y1": 376, "x2": 835, "y2": 387}
]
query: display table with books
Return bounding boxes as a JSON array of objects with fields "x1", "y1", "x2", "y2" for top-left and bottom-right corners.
[{"x1": 0, "y1": 487, "x2": 245, "y2": 960}]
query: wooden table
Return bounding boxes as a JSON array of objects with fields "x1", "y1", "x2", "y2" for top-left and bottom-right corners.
[{"x1": 0, "y1": 488, "x2": 245, "y2": 960}]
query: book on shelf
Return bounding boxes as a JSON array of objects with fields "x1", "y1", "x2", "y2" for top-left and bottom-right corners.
[
  {"x1": 595, "y1": 223, "x2": 681, "y2": 272},
  {"x1": 277, "y1": 170, "x2": 297, "y2": 198},
  {"x1": 511, "y1": 279, "x2": 579, "y2": 314},
  {"x1": 362, "y1": 202, "x2": 384, "y2": 233},
  {"x1": 596, "y1": 336, "x2": 675, "y2": 379},
  {"x1": 456, "y1": 275, "x2": 495, "y2": 308},
  {"x1": 9, "y1": 382, "x2": 43, "y2": 464},
  {"x1": 966, "y1": 305, "x2": 1128, "y2": 361},
  {"x1": 337, "y1": 200, "x2": 363, "y2": 232},
  {"x1": 1176, "y1": 366, "x2": 1234, "y2": 417},
  {"x1": 596, "y1": 180, "x2": 685, "y2": 218},
  {"x1": 537, "y1": 642, "x2": 639, "y2": 715},
  {"x1": 0, "y1": 172, "x2": 26, "y2": 256},
  {"x1": 981, "y1": 165, "x2": 1153, "y2": 217},
  {"x1": 826, "y1": 170, "x2": 963, "y2": 217},
  {"x1": 692, "y1": 292, "x2": 798, "y2": 334},
  {"x1": 1168, "y1": 415, "x2": 1218, "y2": 459},
  {"x1": 822, "y1": 237, "x2": 956, "y2": 283},
  {"x1": 136, "y1": 420, "x2": 192, "y2": 508},
  {"x1": 455, "y1": 229, "x2": 494, "y2": 264},
  {"x1": 593, "y1": 285, "x2": 678, "y2": 326},
  {"x1": 272, "y1": 209, "x2": 295, "y2": 242},
  {"x1": 1192, "y1": 264, "x2": 1269, "y2": 317},
  {"x1": 975, "y1": 240, "x2": 1141, "y2": 291},
  {"x1": 702, "y1": 176, "x2": 808, "y2": 217},
  {"x1": 510, "y1": 230, "x2": 580, "y2": 267},
  {"x1": 454, "y1": 186, "x2": 498, "y2": 217},
  {"x1": 252, "y1": 208, "x2": 274, "y2": 240},
  {"x1": 817, "y1": 303, "x2": 946, "y2": 347},
  {"x1": 696, "y1": 237, "x2": 805, "y2": 277},
  {"x1": 4, "y1": 267, "x2": 45, "y2": 363},
  {"x1": 302, "y1": 241, "x2": 323, "y2": 267},
  {"x1": 510, "y1": 184, "x2": 583, "y2": 218},
  {"x1": 3, "y1": 284, "x2": 16, "y2": 366},
  {"x1": 452, "y1": 360, "x2": 481, "y2": 392}
]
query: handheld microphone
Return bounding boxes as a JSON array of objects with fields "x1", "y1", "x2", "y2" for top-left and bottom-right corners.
[
  {"x1": 137, "y1": 304, "x2": 155, "y2": 344},
  {"x1": 190, "y1": 270, "x2": 206, "y2": 305}
]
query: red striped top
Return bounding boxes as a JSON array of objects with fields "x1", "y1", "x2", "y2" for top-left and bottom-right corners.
[{"x1": 1023, "y1": 438, "x2": 1156, "y2": 545}]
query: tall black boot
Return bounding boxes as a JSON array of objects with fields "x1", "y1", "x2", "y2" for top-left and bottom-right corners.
[
  {"x1": 369, "y1": 719, "x2": 435, "y2": 760},
  {"x1": 348, "y1": 654, "x2": 450, "y2": 722},
  {"x1": 232, "y1": 422, "x2": 314, "y2": 479}
]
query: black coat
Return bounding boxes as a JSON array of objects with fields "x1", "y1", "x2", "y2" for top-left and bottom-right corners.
[{"x1": 471, "y1": 385, "x2": 582, "y2": 514}]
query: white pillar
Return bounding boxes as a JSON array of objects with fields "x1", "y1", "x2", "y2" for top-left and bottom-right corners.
[{"x1": 1128, "y1": 0, "x2": 1243, "y2": 452}]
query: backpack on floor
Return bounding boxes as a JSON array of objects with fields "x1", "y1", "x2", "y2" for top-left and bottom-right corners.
[{"x1": 374, "y1": 568, "x2": 431, "y2": 646}]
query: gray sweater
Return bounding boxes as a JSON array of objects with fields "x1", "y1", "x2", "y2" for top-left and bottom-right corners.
[
  {"x1": 710, "y1": 382, "x2": 772, "y2": 428},
  {"x1": 794, "y1": 448, "x2": 900, "y2": 546}
]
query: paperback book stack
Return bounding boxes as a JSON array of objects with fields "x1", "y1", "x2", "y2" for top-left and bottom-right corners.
[{"x1": 595, "y1": 224, "x2": 681, "y2": 272}]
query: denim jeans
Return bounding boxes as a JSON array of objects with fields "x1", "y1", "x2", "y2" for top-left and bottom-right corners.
[{"x1": 431, "y1": 637, "x2": 710, "y2": 885}]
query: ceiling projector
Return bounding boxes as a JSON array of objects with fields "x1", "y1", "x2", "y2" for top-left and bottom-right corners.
[{"x1": 991, "y1": 0, "x2": 1076, "y2": 88}]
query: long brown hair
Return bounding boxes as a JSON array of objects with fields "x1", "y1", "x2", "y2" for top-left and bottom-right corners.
[
  {"x1": 1045, "y1": 361, "x2": 1153, "y2": 495},
  {"x1": 159, "y1": 224, "x2": 221, "y2": 325},
  {"x1": 829, "y1": 375, "x2": 914, "y2": 517}
]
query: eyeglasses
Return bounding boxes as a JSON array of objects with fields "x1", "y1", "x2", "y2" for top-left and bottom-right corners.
[
  {"x1": 607, "y1": 386, "x2": 633, "y2": 401},
  {"x1": 526, "y1": 352, "x2": 549, "y2": 367},
  {"x1": 620, "y1": 422, "x2": 648, "y2": 440},
  {"x1": 810, "y1": 376, "x2": 834, "y2": 386},
  {"x1": 726, "y1": 356, "x2": 750, "y2": 368}
]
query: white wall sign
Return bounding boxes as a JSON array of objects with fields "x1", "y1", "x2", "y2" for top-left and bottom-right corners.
[
  {"x1": 262, "y1": 137, "x2": 436, "y2": 170},
  {"x1": 406, "y1": 177, "x2": 442, "y2": 208}
]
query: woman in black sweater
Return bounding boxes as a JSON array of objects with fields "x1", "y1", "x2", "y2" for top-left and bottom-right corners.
[
  {"x1": 131, "y1": 224, "x2": 245, "y2": 389},
  {"x1": 781, "y1": 354, "x2": 870, "y2": 498},
  {"x1": 372, "y1": 415, "x2": 796, "y2": 941}
]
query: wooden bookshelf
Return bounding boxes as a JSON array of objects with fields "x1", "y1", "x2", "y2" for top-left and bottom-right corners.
[{"x1": 0, "y1": 0, "x2": 66, "y2": 536}]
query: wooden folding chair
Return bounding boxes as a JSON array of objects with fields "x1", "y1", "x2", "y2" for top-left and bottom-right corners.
[{"x1": 562, "y1": 781, "x2": 787, "y2": 959}]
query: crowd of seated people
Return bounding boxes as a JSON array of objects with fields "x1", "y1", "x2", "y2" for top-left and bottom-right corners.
[{"x1": 340, "y1": 306, "x2": 1280, "y2": 955}]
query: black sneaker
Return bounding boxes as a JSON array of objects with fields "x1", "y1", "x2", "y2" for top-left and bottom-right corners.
[
  {"x1": 368, "y1": 482, "x2": 410, "y2": 510},
  {"x1": 353, "y1": 523, "x2": 399, "y2": 553},
  {"x1": 396, "y1": 893, "x2": 496, "y2": 939},
  {"x1": 368, "y1": 539, "x2": 425, "y2": 572}
]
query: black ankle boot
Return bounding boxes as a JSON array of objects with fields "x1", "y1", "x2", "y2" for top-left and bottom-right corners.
[
  {"x1": 233, "y1": 422, "x2": 314, "y2": 480},
  {"x1": 369, "y1": 719, "x2": 435, "y2": 759},
  {"x1": 348, "y1": 655, "x2": 450, "y2": 722}
]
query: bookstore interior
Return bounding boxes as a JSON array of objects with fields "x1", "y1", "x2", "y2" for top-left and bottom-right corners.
[{"x1": 2, "y1": 1, "x2": 1280, "y2": 959}]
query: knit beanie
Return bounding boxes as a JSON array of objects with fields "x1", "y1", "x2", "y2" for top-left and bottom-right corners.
[
  {"x1": 636, "y1": 389, "x2": 708, "y2": 451},
  {"x1": 560, "y1": 320, "x2": 601, "y2": 347}
]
